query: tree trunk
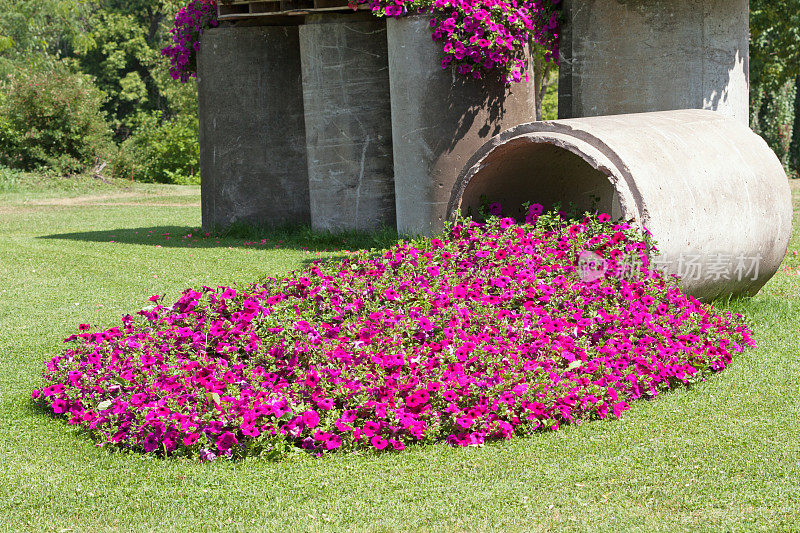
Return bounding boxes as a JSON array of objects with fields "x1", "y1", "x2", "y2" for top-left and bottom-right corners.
[{"x1": 147, "y1": 8, "x2": 165, "y2": 46}]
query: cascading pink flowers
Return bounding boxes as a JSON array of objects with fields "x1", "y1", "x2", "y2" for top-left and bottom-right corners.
[
  {"x1": 162, "y1": 0, "x2": 560, "y2": 84},
  {"x1": 34, "y1": 211, "x2": 754, "y2": 459},
  {"x1": 368, "y1": 0, "x2": 560, "y2": 83},
  {"x1": 161, "y1": 0, "x2": 219, "y2": 83}
]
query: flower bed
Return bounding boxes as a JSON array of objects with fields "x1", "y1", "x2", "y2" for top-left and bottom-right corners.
[
  {"x1": 162, "y1": 0, "x2": 560, "y2": 84},
  {"x1": 34, "y1": 210, "x2": 754, "y2": 459}
]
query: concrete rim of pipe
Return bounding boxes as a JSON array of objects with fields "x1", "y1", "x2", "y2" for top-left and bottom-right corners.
[
  {"x1": 447, "y1": 123, "x2": 644, "y2": 227},
  {"x1": 446, "y1": 110, "x2": 793, "y2": 301}
]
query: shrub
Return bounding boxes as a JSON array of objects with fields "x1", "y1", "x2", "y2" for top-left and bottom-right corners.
[
  {"x1": 35, "y1": 210, "x2": 754, "y2": 459},
  {"x1": 751, "y1": 79, "x2": 797, "y2": 172},
  {"x1": 112, "y1": 112, "x2": 200, "y2": 184},
  {"x1": 0, "y1": 66, "x2": 112, "y2": 174},
  {"x1": 541, "y1": 76, "x2": 558, "y2": 121},
  {"x1": 791, "y1": 75, "x2": 800, "y2": 177}
]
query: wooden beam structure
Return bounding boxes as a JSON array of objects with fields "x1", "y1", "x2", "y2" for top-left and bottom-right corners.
[{"x1": 217, "y1": 0, "x2": 369, "y2": 21}]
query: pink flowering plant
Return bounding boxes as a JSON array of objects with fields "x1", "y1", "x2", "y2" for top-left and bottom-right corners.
[
  {"x1": 161, "y1": 0, "x2": 219, "y2": 82},
  {"x1": 162, "y1": 0, "x2": 559, "y2": 84},
  {"x1": 368, "y1": 0, "x2": 560, "y2": 82},
  {"x1": 34, "y1": 209, "x2": 754, "y2": 459}
]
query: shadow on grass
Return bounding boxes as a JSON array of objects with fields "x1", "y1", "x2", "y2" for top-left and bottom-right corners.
[{"x1": 39, "y1": 223, "x2": 401, "y2": 252}]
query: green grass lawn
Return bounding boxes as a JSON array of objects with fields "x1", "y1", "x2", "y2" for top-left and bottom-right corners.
[{"x1": 0, "y1": 179, "x2": 799, "y2": 532}]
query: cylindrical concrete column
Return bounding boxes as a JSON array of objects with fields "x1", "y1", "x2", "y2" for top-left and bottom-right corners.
[
  {"x1": 558, "y1": 0, "x2": 750, "y2": 124},
  {"x1": 387, "y1": 15, "x2": 537, "y2": 237},
  {"x1": 198, "y1": 26, "x2": 310, "y2": 229},
  {"x1": 449, "y1": 110, "x2": 792, "y2": 300},
  {"x1": 299, "y1": 14, "x2": 396, "y2": 232}
]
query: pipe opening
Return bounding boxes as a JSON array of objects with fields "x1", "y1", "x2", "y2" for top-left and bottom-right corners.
[{"x1": 457, "y1": 139, "x2": 621, "y2": 221}]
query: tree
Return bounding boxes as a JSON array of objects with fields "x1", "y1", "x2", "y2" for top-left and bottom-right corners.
[
  {"x1": 750, "y1": 0, "x2": 800, "y2": 92},
  {"x1": 76, "y1": 1, "x2": 195, "y2": 136},
  {"x1": 792, "y1": 76, "x2": 800, "y2": 176},
  {"x1": 0, "y1": 0, "x2": 94, "y2": 74},
  {"x1": 532, "y1": 47, "x2": 557, "y2": 121},
  {"x1": 750, "y1": 0, "x2": 800, "y2": 174}
]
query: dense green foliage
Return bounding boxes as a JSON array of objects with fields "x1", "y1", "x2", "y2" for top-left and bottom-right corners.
[
  {"x1": 75, "y1": 1, "x2": 188, "y2": 134},
  {"x1": 112, "y1": 111, "x2": 199, "y2": 184},
  {"x1": 0, "y1": 66, "x2": 112, "y2": 174},
  {"x1": 751, "y1": 80, "x2": 798, "y2": 172},
  {"x1": 0, "y1": 0, "x2": 94, "y2": 70},
  {"x1": 750, "y1": 0, "x2": 800, "y2": 92},
  {"x1": 0, "y1": 0, "x2": 198, "y2": 182},
  {"x1": 791, "y1": 77, "x2": 800, "y2": 175},
  {"x1": 750, "y1": 0, "x2": 800, "y2": 175}
]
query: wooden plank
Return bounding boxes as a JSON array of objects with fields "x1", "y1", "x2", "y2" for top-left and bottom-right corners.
[
  {"x1": 280, "y1": 0, "x2": 314, "y2": 10},
  {"x1": 218, "y1": 3, "x2": 250, "y2": 16},
  {"x1": 217, "y1": 2, "x2": 367, "y2": 20},
  {"x1": 249, "y1": 1, "x2": 282, "y2": 14},
  {"x1": 313, "y1": 0, "x2": 351, "y2": 8}
]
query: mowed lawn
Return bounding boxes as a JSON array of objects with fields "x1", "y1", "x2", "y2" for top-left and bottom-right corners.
[{"x1": 0, "y1": 179, "x2": 799, "y2": 532}]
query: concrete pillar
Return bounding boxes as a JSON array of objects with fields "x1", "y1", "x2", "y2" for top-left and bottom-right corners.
[
  {"x1": 449, "y1": 110, "x2": 792, "y2": 300},
  {"x1": 387, "y1": 15, "x2": 537, "y2": 237},
  {"x1": 559, "y1": 0, "x2": 750, "y2": 124},
  {"x1": 299, "y1": 14, "x2": 396, "y2": 232},
  {"x1": 198, "y1": 26, "x2": 310, "y2": 229}
]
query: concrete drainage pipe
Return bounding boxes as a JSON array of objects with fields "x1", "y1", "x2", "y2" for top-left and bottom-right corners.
[{"x1": 448, "y1": 109, "x2": 792, "y2": 300}]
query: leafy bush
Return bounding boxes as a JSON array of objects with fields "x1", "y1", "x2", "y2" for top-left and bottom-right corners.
[
  {"x1": 77, "y1": 10, "x2": 173, "y2": 136},
  {"x1": 541, "y1": 76, "x2": 558, "y2": 121},
  {"x1": 0, "y1": 66, "x2": 113, "y2": 174},
  {"x1": 112, "y1": 111, "x2": 199, "y2": 184},
  {"x1": 35, "y1": 210, "x2": 753, "y2": 459},
  {"x1": 751, "y1": 79, "x2": 797, "y2": 171},
  {"x1": 791, "y1": 76, "x2": 800, "y2": 176}
]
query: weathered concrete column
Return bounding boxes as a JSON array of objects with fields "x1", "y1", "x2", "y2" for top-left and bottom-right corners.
[
  {"x1": 559, "y1": 0, "x2": 750, "y2": 124},
  {"x1": 299, "y1": 14, "x2": 396, "y2": 232},
  {"x1": 449, "y1": 110, "x2": 792, "y2": 300},
  {"x1": 198, "y1": 26, "x2": 310, "y2": 229},
  {"x1": 387, "y1": 15, "x2": 537, "y2": 236}
]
